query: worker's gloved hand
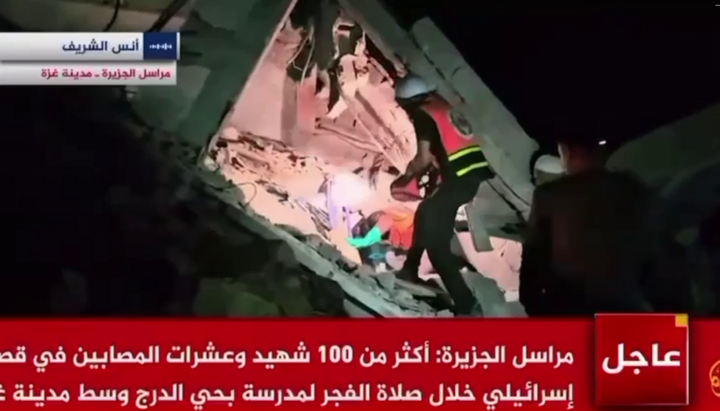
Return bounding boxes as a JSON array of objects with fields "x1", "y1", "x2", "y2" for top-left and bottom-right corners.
[{"x1": 346, "y1": 226, "x2": 382, "y2": 248}]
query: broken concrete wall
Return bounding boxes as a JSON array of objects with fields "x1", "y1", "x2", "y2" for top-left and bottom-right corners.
[
  {"x1": 608, "y1": 103, "x2": 720, "y2": 236},
  {"x1": 223, "y1": 21, "x2": 306, "y2": 144},
  {"x1": 339, "y1": 0, "x2": 456, "y2": 102},
  {"x1": 223, "y1": 6, "x2": 417, "y2": 170},
  {"x1": 608, "y1": 103, "x2": 720, "y2": 188},
  {"x1": 131, "y1": 0, "x2": 298, "y2": 149},
  {"x1": 226, "y1": 53, "x2": 291, "y2": 142},
  {"x1": 2, "y1": 0, "x2": 525, "y2": 318},
  {"x1": 7, "y1": 83, "x2": 354, "y2": 317}
]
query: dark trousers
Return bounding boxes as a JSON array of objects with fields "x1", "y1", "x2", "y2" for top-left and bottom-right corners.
[{"x1": 402, "y1": 170, "x2": 487, "y2": 314}]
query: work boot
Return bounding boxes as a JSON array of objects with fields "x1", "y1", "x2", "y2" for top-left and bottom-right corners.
[
  {"x1": 395, "y1": 269, "x2": 446, "y2": 296},
  {"x1": 395, "y1": 268, "x2": 421, "y2": 283},
  {"x1": 395, "y1": 268, "x2": 438, "y2": 286}
]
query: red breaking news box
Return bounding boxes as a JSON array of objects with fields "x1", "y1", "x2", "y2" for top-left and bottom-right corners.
[{"x1": 594, "y1": 314, "x2": 689, "y2": 406}]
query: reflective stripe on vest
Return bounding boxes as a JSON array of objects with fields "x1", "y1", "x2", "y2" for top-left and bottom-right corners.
[
  {"x1": 457, "y1": 161, "x2": 490, "y2": 177},
  {"x1": 447, "y1": 145, "x2": 489, "y2": 176},
  {"x1": 420, "y1": 99, "x2": 490, "y2": 177}
]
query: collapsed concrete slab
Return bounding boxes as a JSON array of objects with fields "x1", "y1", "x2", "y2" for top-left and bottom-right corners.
[
  {"x1": 3, "y1": 0, "x2": 527, "y2": 317},
  {"x1": 189, "y1": 0, "x2": 531, "y2": 317}
]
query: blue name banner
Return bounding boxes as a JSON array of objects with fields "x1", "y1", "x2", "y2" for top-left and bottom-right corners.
[{"x1": 0, "y1": 33, "x2": 180, "y2": 61}]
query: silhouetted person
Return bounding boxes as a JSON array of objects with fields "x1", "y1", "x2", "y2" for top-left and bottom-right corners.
[{"x1": 519, "y1": 138, "x2": 692, "y2": 315}]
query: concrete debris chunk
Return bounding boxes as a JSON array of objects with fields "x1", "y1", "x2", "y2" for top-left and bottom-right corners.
[
  {"x1": 352, "y1": 265, "x2": 379, "y2": 286},
  {"x1": 374, "y1": 272, "x2": 396, "y2": 292},
  {"x1": 436, "y1": 309, "x2": 455, "y2": 318},
  {"x1": 394, "y1": 278, "x2": 439, "y2": 298},
  {"x1": 304, "y1": 274, "x2": 346, "y2": 316},
  {"x1": 463, "y1": 273, "x2": 513, "y2": 317}
]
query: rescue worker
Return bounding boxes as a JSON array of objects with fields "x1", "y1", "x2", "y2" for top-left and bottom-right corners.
[
  {"x1": 388, "y1": 74, "x2": 493, "y2": 316},
  {"x1": 519, "y1": 137, "x2": 693, "y2": 315}
]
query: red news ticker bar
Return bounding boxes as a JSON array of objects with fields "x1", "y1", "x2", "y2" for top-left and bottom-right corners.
[{"x1": 0, "y1": 319, "x2": 718, "y2": 410}]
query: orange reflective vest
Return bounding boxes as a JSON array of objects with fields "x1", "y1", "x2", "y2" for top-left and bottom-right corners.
[{"x1": 420, "y1": 97, "x2": 489, "y2": 177}]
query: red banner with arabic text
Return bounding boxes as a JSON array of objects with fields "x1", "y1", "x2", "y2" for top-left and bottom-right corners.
[
  {"x1": 0, "y1": 319, "x2": 718, "y2": 410},
  {"x1": 595, "y1": 314, "x2": 690, "y2": 406}
]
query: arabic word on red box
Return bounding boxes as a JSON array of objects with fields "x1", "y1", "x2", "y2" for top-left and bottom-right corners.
[{"x1": 594, "y1": 313, "x2": 689, "y2": 406}]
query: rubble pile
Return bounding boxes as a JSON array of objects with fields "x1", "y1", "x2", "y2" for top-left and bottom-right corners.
[
  {"x1": 211, "y1": 125, "x2": 410, "y2": 263},
  {"x1": 6, "y1": 5, "x2": 525, "y2": 318},
  {"x1": 3, "y1": 86, "x2": 357, "y2": 317},
  {"x1": 197, "y1": 8, "x2": 524, "y2": 316},
  {"x1": 206, "y1": 126, "x2": 440, "y2": 314},
  {"x1": 32, "y1": 84, "x2": 443, "y2": 317},
  {"x1": 207, "y1": 121, "x2": 516, "y2": 315}
]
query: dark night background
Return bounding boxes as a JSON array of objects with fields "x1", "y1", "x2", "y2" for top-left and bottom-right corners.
[{"x1": 383, "y1": 1, "x2": 718, "y2": 151}]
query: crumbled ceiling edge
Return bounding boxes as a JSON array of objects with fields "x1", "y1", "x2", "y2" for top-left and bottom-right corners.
[{"x1": 607, "y1": 103, "x2": 720, "y2": 188}]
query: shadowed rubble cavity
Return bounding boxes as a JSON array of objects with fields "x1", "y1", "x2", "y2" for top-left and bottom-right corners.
[{"x1": 0, "y1": 85, "x2": 346, "y2": 317}]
